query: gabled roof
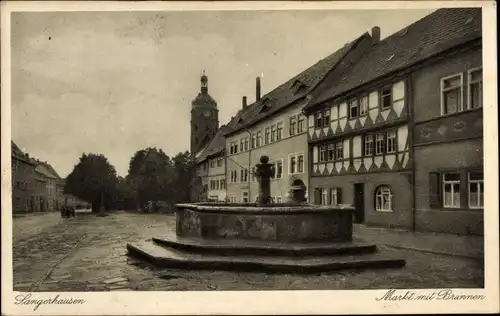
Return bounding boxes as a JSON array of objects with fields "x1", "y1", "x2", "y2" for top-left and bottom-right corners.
[
  {"x1": 40, "y1": 162, "x2": 61, "y2": 179},
  {"x1": 305, "y1": 8, "x2": 482, "y2": 111},
  {"x1": 11, "y1": 141, "x2": 37, "y2": 166},
  {"x1": 224, "y1": 32, "x2": 371, "y2": 136},
  {"x1": 196, "y1": 124, "x2": 231, "y2": 163}
]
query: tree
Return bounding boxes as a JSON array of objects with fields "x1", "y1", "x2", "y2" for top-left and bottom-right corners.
[
  {"x1": 171, "y1": 151, "x2": 196, "y2": 203},
  {"x1": 64, "y1": 153, "x2": 118, "y2": 213},
  {"x1": 127, "y1": 147, "x2": 175, "y2": 209}
]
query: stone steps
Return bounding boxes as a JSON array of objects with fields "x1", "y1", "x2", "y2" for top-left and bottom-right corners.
[
  {"x1": 152, "y1": 235, "x2": 378, "y2": 257},
  {"x1": 126, "y1": 241, "x2": 406, "y2": 273}
]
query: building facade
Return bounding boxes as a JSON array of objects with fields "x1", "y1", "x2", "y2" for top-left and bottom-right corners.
[
  {"x1": 35, "y1": 163, "x2": 61, "y2": 212},
  {"x1": 225, "y1": 97, "x2": 309, "y2": 203},
  {"x1": 11, "y1": 142, "x2": 38, "y2": 214},
  {"x1": 223, "y1": 35, "x2": 373, "y2": 203},
  {"x1": 412, "y1": 40, "x2": 483, "y2": 235},
  {"x1": 303, "y1": 8, "x2": 483, "y2": 235}
]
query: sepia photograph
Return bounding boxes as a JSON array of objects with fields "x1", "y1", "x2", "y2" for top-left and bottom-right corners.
[{"x1": 1, "y1": 1, "x2": 498, "y2": 315}]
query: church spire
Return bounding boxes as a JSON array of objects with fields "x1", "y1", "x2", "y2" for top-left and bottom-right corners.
[{"x1": 201, "y1": 70, "x2": 208, "y2": 94}]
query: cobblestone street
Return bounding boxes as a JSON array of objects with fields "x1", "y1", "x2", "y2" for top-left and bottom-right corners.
[{"x1": 13, "y1": 212, "x2": 484, "y2": 292}]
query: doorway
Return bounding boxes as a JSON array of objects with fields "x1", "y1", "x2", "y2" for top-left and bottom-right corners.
[{"x1": 353, "y1": 183, "x2": 365, "y2": 223}]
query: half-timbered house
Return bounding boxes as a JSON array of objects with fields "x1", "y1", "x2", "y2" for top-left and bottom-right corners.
[{"x1": 302, "y1": 8, "x2": 483, "y2": 234}]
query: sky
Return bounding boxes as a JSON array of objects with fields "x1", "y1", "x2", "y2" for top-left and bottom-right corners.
[{"x1": 11, "y1": 9, "x2": 435, "y2": 177}]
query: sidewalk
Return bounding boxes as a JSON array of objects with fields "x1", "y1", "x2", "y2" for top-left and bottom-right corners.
[{"x1": 353, "y1": 224, "x2": 484, "y2": 260}]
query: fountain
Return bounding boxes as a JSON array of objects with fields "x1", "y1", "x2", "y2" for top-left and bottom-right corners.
[{"x1": 127, "y1": 156, "x2": 405, "y2": 273}]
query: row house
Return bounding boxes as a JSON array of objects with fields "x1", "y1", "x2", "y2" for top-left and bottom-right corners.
[
  {"x1": 11, "y1": 141, "x2": 38, "y2": 213},
  {"x1": 11, "y1": 141, "x2": 63, "y2": 213},
  {"x1": 303, "y1": 8, "x2": 483, "y2": 235},
  {"x1": 224, "y1": 34, "x2": 373, "y2": 203}
]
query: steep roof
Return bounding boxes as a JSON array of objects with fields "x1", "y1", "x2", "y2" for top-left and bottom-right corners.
[
  {"x1": 196, "y1": 125, "x2": 230, "y2": 163},
  {"x1": 305, "y1": 8, "x2": 482, "y2": 110},
  {"x1": 11, "y1": 141, "x2": 37, "y2": 166},
  {"x1": 40, "y1": 162, "x2": 61, "y2": 179},
  {"x1": 224, "y1": 33, "x2": 371, "y2": 136}
]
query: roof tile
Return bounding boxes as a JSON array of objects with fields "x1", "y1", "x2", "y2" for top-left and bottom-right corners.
[{"x1": 306, "y1": 8, "x2": 482, "y2": 110}]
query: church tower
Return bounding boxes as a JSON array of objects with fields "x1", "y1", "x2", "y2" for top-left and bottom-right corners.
[{"x1": 190, "y1": 71, "x2": 219, "y2": 154}]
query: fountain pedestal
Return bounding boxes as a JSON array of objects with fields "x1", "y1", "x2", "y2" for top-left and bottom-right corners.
[{"x1": 127, "y1": 155, "x2": 405, "y2": 273}]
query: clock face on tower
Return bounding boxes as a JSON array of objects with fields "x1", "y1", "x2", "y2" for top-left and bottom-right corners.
[{"x1": 203, "y1": 110, "x2": 211, "y2": 117}]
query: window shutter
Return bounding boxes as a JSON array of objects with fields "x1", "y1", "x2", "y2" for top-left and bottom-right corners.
[
  {"x1": 314, "y1": 188, "x2": 321, "y2": 205},
  {"x1": 337, "y1": 188, "x2": 343, "y2": 204},
  {"x1": 429, "y1": 172, "x2": 441, "y2": 209},
  {"x1": 460, "y1": 171, "x2": 468, "y2": 209}
]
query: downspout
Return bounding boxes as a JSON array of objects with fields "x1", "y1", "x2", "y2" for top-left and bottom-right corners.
[
  {"x1": 408, "y1": 74, "x2": 416, "y2": 232},
  {"x1": 224, "y1": 152, "x2": 228, "y2": 201},
  {"x1": 246, "y1": 129, "x2": 252, "y2": 202}
]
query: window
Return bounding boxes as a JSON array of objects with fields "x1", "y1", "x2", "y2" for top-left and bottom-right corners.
[
  {"x1": 241, "y1": 168, "x2": 249, "y2": 182},
  {"x1": 276, "y1": 160, "x2": 283, "y2": 178},
  {"x1": 375, "y1": 186, "x2": 393, "y2": 212},
  {"x1": 330, "y1": 188, "x2": 342, "y2": 205},
  {"x1": 349, "y1": 99, "x2": 359, "y2": 118},
  {"x1": 256, "y1": 131, "x2": 262, "y2": 147},
  {"x1": 335, "y1": 141, "x2": 343, "y2": 160},
  {"x1": 443, "y1": 173, "x2": 461, "y2": 208},
  {"x1": 468, "y1": 172, "x2": 483, "y2": 209},
  {"x1": 271, "y1": 160, "x2": 283, "y2": 179},
  {"x1": 386, "y1": 131, "x2": 397, "y2": 153},
  {"x1": 327, "y1": 143, "x2": 335, "y2": 161},
  {"x1": 229, "y1": 196, "x2": 237, "y2": 203},
  {"x1": 220, "y1": 179, "x2": 226, "y2": 190},
  {"x1": 289, "y1": 154, "x2": 304, "y2": 174},
  {"x1": 375, "y1": 133, "x2": 385, "y2": 155},
  {"x1": 441, "y1": 74, "x2": 463, "y2": 114},
  {"x1": 276, "y1": 122, "x2": 283, "y2": 140},
  {"x1": 364, "y1": 134, "x2": 374, "y2": 156},
  {"x1": 297, "y1": 114, "x2": 305, "y2": 133},
  {"x1": 323, "y1": 110, "x2": 330, "y2": 127},
  {"x1": 230, "y1": 170, "x2": 238, "y2": 183},
  {"x1": 271, "y1": 125, "x2": 276, "y2": 142},
  {"x1": 319, "y1": 145, "x2": 326, "y2": 162},
  {"x1": 275, "y1": 196, "x2": 282, "y2": 203},
  {"x1": 244, "y1": 138, "x2": 249, "y2": 151},
  {"x1": 242, "y1": 191, "x2": 249, "y2": 203},
  {"x1": 380, "y1": 87, "x2": 393, "y2": 109},
  {"x1": 290, "y1": 156, "x2": 297, "y2": 174},
  {"x1": 240, "y1": 139, "x2": 245, "y2": 152},
  {"x1": 315, "y1": 112, "x2": 323, "y2": 128},
  {"x1": 217, "y1": 158, "x2": 223, "y2": 167},
  {"x1": 321, "y1": 188, "x2": 328, "y2": 205},
  {"x1": 265, "y1": 127, "x2": 270, "y2": 144},
  {"x1": 360, "y1": 95, "x2": 369, "y2": 115},
  {"x1": 252, "y1": 134, "x2": 257, "y2": 149},
  {"x1": 468, "y1": 68, "x2": 483, "y2": 109},
  {"x1": 289, "y1": 116, "x2": 297, "y2": 136},
  {"x1": 298, "y1": 155, "x2": 304, "y2": 173}
]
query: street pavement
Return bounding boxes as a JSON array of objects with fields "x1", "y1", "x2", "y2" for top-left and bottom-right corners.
[{"x1": 12, "y1": 212, "x2": 484, "y2": 292}]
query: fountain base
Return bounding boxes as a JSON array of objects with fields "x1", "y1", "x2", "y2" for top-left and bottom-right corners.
[{"x1": 127, "y1": 237, "x2": 405, "y2": 273}]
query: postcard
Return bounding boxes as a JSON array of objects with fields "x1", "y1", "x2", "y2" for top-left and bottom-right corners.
[{"x1": 1, "y1": 1, "x2": 498, "y2": 315}]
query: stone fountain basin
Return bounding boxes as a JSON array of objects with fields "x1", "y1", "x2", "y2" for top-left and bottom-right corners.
[{"x1": 175, "y1": 203, "x2": 354, "y2": 243}]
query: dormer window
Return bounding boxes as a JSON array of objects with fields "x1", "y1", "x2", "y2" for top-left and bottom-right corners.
[{"x1": 291, "y1": 79, "x2": 307, "y2": 94}]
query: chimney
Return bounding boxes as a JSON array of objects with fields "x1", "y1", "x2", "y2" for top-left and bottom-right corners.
[
  {"x1": 256, "y1": 77, "x2": 261, "y2": 101},
  {"x1": 372, "y1": 26, "x2": 381, "y2": 45},
  {"x1": 242, "y1": 96, "x2": 248, "y2": 109}
]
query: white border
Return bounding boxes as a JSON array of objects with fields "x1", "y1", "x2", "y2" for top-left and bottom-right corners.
[{"x1": 1, "y1": 1, "x2": 498, "y2": 315}]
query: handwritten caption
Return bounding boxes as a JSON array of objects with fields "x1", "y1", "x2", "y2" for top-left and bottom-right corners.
[
  {"x1": 15, "y1": 293, "x2": 86, "y2": 311},
  {"x1": 376, "y1": 289, "x2": 486, "y2": 302}
]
